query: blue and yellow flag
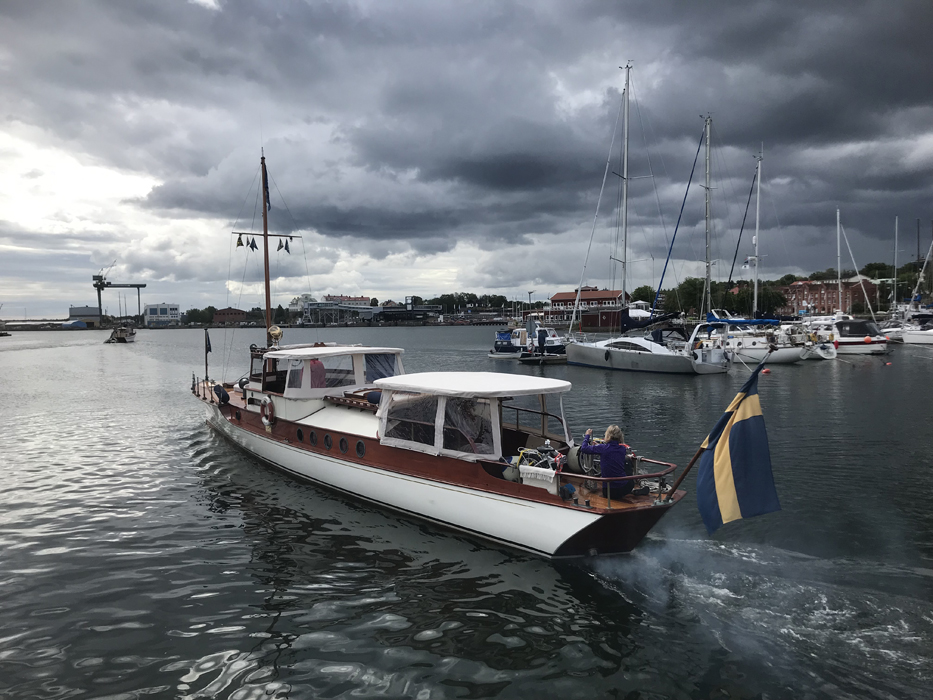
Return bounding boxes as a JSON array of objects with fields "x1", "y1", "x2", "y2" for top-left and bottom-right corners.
[{"x1": 696, "y1": 363, "x2": 780, "y2": 533}]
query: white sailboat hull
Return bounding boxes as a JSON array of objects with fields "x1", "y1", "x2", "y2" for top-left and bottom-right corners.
[
  {"x1": 729, "y1": 344, "x2": 807, "y2": 364},
  {"x1": 902, "y1": 329, "x2": 933, "y2": 344},
  {"x1": 205, "y1": 406, "x2": 614, "y2": 557},
  {"x1": 835, "y1": 339, "x2": 889, "y2": 354},
  {"x1": 566, "y1": 341, "x2": 696, "y2": 374}
]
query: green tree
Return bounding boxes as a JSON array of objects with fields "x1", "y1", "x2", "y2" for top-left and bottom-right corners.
[
  {"x1": 370, "y1": 298, "x2": 379, "y2": 306},
  {"x1": 631, "y1": 285, "x2": 655, "y2": 304}
]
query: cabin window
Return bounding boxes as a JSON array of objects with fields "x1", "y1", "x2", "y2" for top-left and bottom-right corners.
[
  {"x1": 365, "y1": 354, "x2": 398, "y2": 382},
  {"x1": 607, "y1": 341, "x2": 644, "y2": 351},
  {"x1": 443, "y1": 398, "x2": 494, "y2": 455},
  {"x1": 262, "y1": 358, "x2": 287, "y2": 394},
  {"x1": 250, "y1": 355, "x2": 264, "y2": 382},
  {"x1": 286, "y1": 359, "x2": 304, "y2": 389},
  {"x1": 321, "y1": 355, "x2": 355, "y2": 388},
  {"x1": 384, "y1": 393, "x2": 438, "y2": 447}
]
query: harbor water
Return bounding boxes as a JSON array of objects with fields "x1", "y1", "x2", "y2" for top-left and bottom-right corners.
[{"x1": 2, "y1": 326, "x2": 932, "y2": 699}]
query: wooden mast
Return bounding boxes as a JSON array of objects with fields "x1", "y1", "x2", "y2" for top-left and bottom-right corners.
[{"x1": 260, "y1": 153, "x2": 273, "y2": 347}]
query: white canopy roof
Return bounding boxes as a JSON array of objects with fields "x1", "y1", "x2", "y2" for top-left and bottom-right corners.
[
  {"x1": 264, "y1": 345, "x2": 404, "y2": 360},
  {"x1": 375, "y1": 371, "x2": 571, "y2": 397}
]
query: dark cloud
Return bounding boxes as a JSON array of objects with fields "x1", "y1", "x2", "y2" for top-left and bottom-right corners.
[{"x1": 2, "y1": 0, "x2": 933, "y2": 317}]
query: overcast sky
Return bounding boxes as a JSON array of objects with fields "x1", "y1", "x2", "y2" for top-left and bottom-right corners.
[{"x1": 2, "y1": 0, "x2": 933, "y2": 319}]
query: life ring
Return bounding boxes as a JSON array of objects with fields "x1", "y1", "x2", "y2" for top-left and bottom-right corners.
[{"x1": 260, "y1": 397, "x2": 276, "y2": 426}]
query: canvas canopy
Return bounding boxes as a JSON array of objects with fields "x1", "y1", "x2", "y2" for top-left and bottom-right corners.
[
  {"x1": 374, "y1": 372, "x2": 571, "y2": 398},
  {"x1": 264, "y1": 346, "x2": 404, "y2": 361}
]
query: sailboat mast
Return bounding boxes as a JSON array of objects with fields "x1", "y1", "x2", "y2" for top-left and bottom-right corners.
[
  {"x1": 621, "y1": 63, "x2": 631, "y2": 306},
  {"x1": 893, "y1": 216, "x2": 898, "y2": 306},
  {"x1": 753, "y1": 149, "x2": 761, "y2": 317},
  {"x1": 837, "y1": 208, "x2": 842, "y2": 313},
  {"x1": 260, "y1": 154, "x2": 273, "y2": 346},
  {"x1": 704, "y1": 116, "x2": 712, "y2": 316}
]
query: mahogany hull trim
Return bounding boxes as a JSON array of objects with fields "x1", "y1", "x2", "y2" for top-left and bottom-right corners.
[{"x1": 204, "y1": 404, "x2": 680, "y2": 558}]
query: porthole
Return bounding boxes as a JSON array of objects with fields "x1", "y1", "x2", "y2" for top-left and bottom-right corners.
[
  {"x1": 339, "y1": 437, "x2": 349, "y2": 454},
  {"x1": 297, "y1": 429, "x2": 304, "y2": 442},
  {"x1": 309, "y1": 431, "x2": 317, "y2": 446},
  {"x1": 356, "y1": 440, "x2": 365, "y2": 458},
  {"x1": 324, "y1": 434, "x2": 332, "y2": 450}
]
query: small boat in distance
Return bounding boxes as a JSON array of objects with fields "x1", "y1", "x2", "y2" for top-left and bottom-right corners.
[
  {"x1": 488, "y1": 322, "x2": 566, "y2": 359},
  {"x1": 104, "y1": 325, "x2": 136, "y2": 343}
]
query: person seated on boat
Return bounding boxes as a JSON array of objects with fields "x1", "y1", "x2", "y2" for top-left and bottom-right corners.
[{"x1": 581, "y1": 425, "x2": 633, "y2": 499}]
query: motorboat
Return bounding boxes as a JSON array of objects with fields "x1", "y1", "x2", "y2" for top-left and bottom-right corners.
[
  {"x1": 195, "y1": 342, "x2": 685, "y2": 557},
  {"x1": 104, "y1": 325, "x2": 137, "y2": 343},
  {"x1": 488, "y1": 322, "x2": 566, "y2": 359},
  {"x1": 488, "y1": 329, "x2": 523, "y2": 359},
  {"x1": 805, "y1": 314, "x2": 890, "y2": 355}
]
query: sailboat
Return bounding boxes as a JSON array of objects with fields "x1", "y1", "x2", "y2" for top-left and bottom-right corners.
[
  {"x1": 709, "y1": 153, "x2": 810, "y2": 364},
  {"x1": 804, "y1": 210, "x2": 889, "y2": 354},
  {"x1": 192, "y1": 153, "x2": 689, "y2": 558},
  {"x1": 565, "y1": 81, "x2": 730, "y2": 375}
]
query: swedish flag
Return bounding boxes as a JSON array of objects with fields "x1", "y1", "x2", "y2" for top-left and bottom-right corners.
[{"x1": 696, "y1": 363, "x2": 780, "y2": 533}]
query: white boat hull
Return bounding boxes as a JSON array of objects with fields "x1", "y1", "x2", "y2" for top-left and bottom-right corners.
[
  {"x1": 205, "y1": 406, "x2": 653, "y2": 558},
  {"x1": 729, "y1": 344, "x2": 807, "y2": 364},
  {"x1": 567, "y1": 341, "x2": 695, "y2": 374},
  {"x1": 902, "y1": 329, "x2": 933, "y2": 344},
  {"x1": 835, "y1": 339, "x2": 889, "y2": 355}
]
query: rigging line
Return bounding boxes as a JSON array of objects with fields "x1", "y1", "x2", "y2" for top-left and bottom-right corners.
[
  {"x1": 222, "y1": 166, "x2": 261, "y2": 378},
  {"x1": 839, "y1": 224, "x2": 877, "y2": 322},
  {"x1": 226, "y1": 184, "x2": 262, "y2": 373},
  {"x1": 631, "y1": 75, "x2": 681, "y2": 295},
  {"x1": 724, "y1": 167, "x2": 758, "y2": 302},
  {"x1": 651, "y1": 127, "x2": 705, "y2": 316},
  {"x1": 568, "y1": 87, "x2": 625, "y2": 334},
  {"x1": 766, "y1": 186, "x2": 792, "y2": 271}
]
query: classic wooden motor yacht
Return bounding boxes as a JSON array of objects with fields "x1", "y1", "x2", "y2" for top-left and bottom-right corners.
[
  {"x1": 192, "y1": 153, "x2": 684, "y2": 558},
  {"x1": 194, "y1": 341, "x2": 684, "y2": 558}
]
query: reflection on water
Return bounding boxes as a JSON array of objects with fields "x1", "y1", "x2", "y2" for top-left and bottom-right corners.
[{"x1": 2, "y1": 328, "x2": 933, "y2": 698}]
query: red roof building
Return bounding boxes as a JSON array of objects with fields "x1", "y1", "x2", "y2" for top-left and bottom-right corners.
[{"x1": 548, "y1": 287, "x2": 628, "y2": 322}]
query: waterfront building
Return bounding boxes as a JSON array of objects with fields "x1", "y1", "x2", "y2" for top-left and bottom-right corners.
[
  {"x1": 212, "y1": 307, "x2": 247, "y2": 326},
  {"x1": 548, "y1": 287, "x2": 627, "y2": 323},
  {"x1": 68, "y1": 306, "x2": 102, "y2": 328},
  {"x1": 144, "y1": 303, "x2": 180, "y2": 327},
  {"x1": 777, "y1": 277, "x2": 878, "y2": 316}
]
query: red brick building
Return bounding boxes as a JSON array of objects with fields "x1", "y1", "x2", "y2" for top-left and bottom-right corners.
[
  {"x1": 213, "y1": 307, "x2": 247, "y2": 325},
  {"x1": 549, "y1": 287, "x2": 628, "y2": 323},
  {"x1": 777, "y1": 277, "x2": 878, "y2": 316}
]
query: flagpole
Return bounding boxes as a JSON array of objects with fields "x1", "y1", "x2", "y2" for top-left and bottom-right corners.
[
  {"x1": 664, "y1": 446, "x2": 704, "y2": 502},
  {"x1": 205, "y1": 329, "x2": 212, "y2": 403},
  {"x1": 261, "y1": 152, "x2": 273, "y2": 347}
]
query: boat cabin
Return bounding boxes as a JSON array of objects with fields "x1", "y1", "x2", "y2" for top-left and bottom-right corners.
[
  {"x1": 254, "y1": 345, "x2": 405, "y2": 398},
  {"x1": 374, "y1": 372, "x2": 572, "y2": 462}
]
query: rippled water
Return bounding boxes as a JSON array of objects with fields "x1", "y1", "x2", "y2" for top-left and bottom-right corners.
[{"x1": 2, "y1": 326, "x2": 932, "y2": 698}]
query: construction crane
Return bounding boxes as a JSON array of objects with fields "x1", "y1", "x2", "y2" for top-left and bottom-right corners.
[{"x1": 92, "y1": 261, "x2": 146, "y2": 322}]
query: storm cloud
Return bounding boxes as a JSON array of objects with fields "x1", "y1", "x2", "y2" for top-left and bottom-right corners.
[{"x1": 2, "y1": 0, "x2": 932, "y2": 317}]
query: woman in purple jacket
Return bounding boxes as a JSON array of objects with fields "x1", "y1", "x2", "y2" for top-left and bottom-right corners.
[{"x1": 581, "y1": 425, "x2": 633, "y2": 498}]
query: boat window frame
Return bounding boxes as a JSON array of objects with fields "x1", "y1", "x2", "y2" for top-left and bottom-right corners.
[{"x1": 377, "y1": 390, "x2": 503, "y2": 461}]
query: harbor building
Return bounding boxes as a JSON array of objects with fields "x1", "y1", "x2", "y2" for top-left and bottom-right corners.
[
  {"x1": 68, "y1": 306, "x2": 102, "y2": 328},
  {"x1": 777, "y1": 277, "x2": 878, "y2": 316},
  {"x1": 144, "y1": 303, "x2": 180, "y2": 327},
  {"x1": 212, "y1": 307, "x2": 247, "y2": 325}
]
